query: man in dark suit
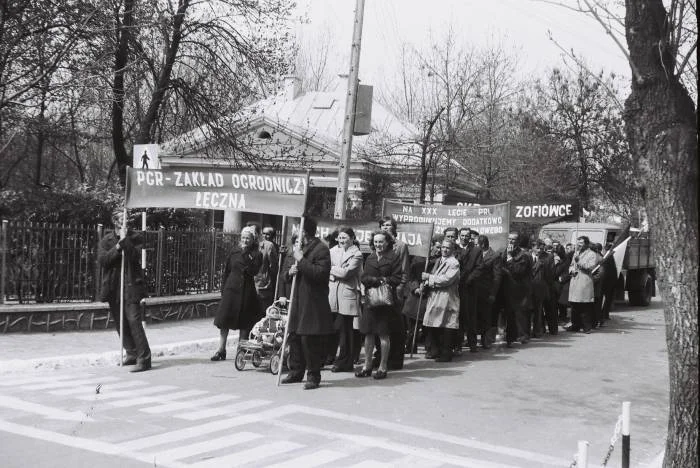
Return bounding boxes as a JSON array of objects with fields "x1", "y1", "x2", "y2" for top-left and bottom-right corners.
[
  {"x1": 282, "y1": 217, "x2": 334, "y2": 390},
  {"x1": 502, "y1": 232, "x2": 533, "y2": 345},
  {"x1": 457, "y1": 228, "x2": 483, "y2": 352},
  {"x1": 476, "y1": 235, "x2": 502, "y2": 348},
  {"x1": 98, "y1": 209, "x2": 151, "y2": 372},
  {"x1": 531, "y1": 239, "x2": 555, "y2": 337}
]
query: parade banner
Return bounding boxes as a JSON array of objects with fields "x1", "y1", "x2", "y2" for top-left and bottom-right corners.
[
  {"x1": 383, "y1": 200, "x2": 510, "y2": 252},
  {"x1": 289, "y1": 218, "x2": 434, "y2": 257},
  {"x1": 448, "y1": 198, "x2": 579, "y2": 224},
  {"x1": 125, "y1": 168, "x2": 308, "y2": 216}
]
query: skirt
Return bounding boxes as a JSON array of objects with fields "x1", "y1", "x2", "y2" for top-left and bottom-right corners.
[{"x1": 359, "y1": 304, "x2": 392, "y2": 335}]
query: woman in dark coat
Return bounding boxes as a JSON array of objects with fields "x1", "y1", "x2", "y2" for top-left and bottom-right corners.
[
  {"x1": 356, "y1": 230, "x2": 402, "y2": 380},
  {"x1": 211, "y1": 227, "x2": 262, "y2": 361}
]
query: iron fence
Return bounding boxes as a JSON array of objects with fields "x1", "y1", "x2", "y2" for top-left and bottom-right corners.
[{"x1": 0, "y1": 221, "x2": 241, "y2": 304}]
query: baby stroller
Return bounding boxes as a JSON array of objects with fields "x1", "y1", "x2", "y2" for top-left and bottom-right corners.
[{"x1": 234, "y1": 298, "x2": 288, "y2": 374}]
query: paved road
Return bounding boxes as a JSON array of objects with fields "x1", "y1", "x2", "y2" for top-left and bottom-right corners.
[{"x1": 0, "y1": 300, "x2": 669, "y2": 467}]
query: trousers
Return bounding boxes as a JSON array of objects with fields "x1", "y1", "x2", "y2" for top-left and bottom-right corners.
[
  {"x1": 108, "y1": 300, "x2": 151, "y2": 361},
  {"x1": 287, "y1": 333, "x2": 325, "y2": 383}
]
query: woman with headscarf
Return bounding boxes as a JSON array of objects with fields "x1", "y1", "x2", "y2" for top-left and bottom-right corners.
[
  {"x1": 328, "y1": 226, "x2": 363, "y2": 372},
  {"x1": 356, "y1": 230, "x2": 402, "y2": 380},
  {"x1": 211, "y1": 226, "x2": 263, "y2": 361}
]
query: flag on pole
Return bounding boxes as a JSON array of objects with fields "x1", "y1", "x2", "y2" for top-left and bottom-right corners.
[{"x1": 612, "y1": 237, "x2": 630, "y2": 274}]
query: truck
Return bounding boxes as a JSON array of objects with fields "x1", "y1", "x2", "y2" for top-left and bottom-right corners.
[{"x1": 537, "y1": 222, "x2": 656, "y2": 306}]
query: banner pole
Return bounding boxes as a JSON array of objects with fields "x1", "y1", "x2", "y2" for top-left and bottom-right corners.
[
  {"x1": 410, "y1": 255, "x2": 430, "y2": 358},
  {"x1": 274, "y1": 216, "x2": 288, "y2": 300},
  {"x1": 277, "y1": 216, "x2": 305, "y2": 387},
  {"x1": 410, "y1": 225, "x2": 433, "y2": 358},
  {"x1": 119, "y1": 207, "x2": 127, "y2": 367}
]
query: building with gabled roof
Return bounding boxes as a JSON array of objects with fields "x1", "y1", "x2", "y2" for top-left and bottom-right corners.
[{"x1": 159, "y1": 75, "x2": 480, "y2": 230}]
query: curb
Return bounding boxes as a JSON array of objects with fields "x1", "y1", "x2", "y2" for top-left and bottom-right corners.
[{"x1": 0, "y1": 337, "x2": 241, "y2": 374}]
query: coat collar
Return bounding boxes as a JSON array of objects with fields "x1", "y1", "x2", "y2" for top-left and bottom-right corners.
[{"x1": 302, "y1": 236, "x2": 320, "y2": 256}]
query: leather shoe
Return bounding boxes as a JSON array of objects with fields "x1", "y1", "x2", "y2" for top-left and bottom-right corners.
[
  {"x1": 130, "y1": 358, "x2": 151, "y2": 373},
  {"x1": 355, "y1": 368, "x2": 372, "y2": 378},
  {"x1": 210, "y1": 350, "x2": 226, "y2": 361},
  {"x1": 303, "y1": 380, "x2": 320, "y2": 390},
  {"x1": 281, "y1": 374, "x2": 303, "y2": 384},
  {"x1": 373, "y1": 370, "x2": 387, "y2": 380},
  {"x1": 331, "y1": 365, "x2": 353, "y2": 373},
  {"x1": 122, "y1": 356, "x2": 137, "y2": 366}
]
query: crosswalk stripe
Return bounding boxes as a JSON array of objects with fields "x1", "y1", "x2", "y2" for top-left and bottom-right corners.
[
  {"x1": 50, "y1": 380, "x2": 146, "y2": 396},
  {"x1": 147, "y1": 431, "x2": 262, "y2": 462},
  {"x1": 265, "y1": 449, "x2": 348, "y2": 468},
  {"x1": 77, "y1": 385, "x2": 177, "y2": 401},
  {"x1": 0, "y1": 374, "x2": 81, "y2": 387},
  {"x1": 346, "y1": 462, "x2": 394, "y2": 468},
  {"x1": 118, "y1": 406, "x2": 298, "y2": 451},
  {"x1": 109, "y1": 390, "x2": 209, "y2": 408},
  {"x1": 22, "y1": 376, "x2": 120, "y2": 391},
  {"x1": 187, "y1": 441, "x2": 304, "y2": 468},
  {"x1": 0, "y1": 394, "x2": 88, "y2": 421},
  {"x1": 175, "y1": 399, "x2": 270, "y2": 421},
  {"x1": 270, "y1": 419, "x2": 520, "y2": 468},
  {"x1": 141, "y1": 394, "x2": 239, "y2": 414}
]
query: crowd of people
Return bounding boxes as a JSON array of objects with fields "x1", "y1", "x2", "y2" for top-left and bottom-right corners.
[{"x1": 207, "y1": 217, "x2": 618, "y2": 389}]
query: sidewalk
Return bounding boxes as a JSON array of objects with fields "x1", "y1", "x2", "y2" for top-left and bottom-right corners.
[{"x1": 0, "y1": 318, "x2": 232, "y2": 374}]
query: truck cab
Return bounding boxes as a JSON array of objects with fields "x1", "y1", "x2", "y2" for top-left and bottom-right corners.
[{"x1": 538, "y1": 222, "x2": 656, "y2": 306}]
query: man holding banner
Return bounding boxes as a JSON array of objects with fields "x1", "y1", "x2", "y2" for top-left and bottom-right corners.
[
  {"x1": 281, "y1": 218, "x2": 334, "y2": 390},
  {"x1": 98, "y1": 210, "x2": 151, "y2": 372}
]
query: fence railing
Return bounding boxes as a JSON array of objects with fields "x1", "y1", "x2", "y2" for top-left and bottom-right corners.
[{"x1": 0, "y1": 220, "x2": 241, "y2": 304}]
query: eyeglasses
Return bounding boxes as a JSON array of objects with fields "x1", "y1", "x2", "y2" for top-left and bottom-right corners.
[{"x1": 262, "y1": 231, "x2": 273, "y2": 236}]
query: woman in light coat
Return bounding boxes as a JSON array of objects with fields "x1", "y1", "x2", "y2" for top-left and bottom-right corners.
[
  {"x1": 421, "y1": 238, "x2": 461, "y2": 362},
  {"x1": 566, "y1": 236, "x2": 598, "y2": 333},
  {"x1": 328, "y1": 226, "x2": 363, "y2": 372}
]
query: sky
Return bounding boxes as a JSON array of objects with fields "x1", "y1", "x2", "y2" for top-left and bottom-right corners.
[{"x1": 296, "y1": 0, "x2": 631, "y2": 93}]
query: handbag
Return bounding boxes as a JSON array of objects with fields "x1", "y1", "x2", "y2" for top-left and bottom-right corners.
[{"x1": 366, "y1": 282, "x2": 394, "y2": 308}]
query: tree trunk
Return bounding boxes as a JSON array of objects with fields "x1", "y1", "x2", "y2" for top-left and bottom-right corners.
[
  {"x1": 111, "y1": 0, "x2": 137, "y2": 186},
  {"x1": 624, "y1": 2, "x2": 698, "y2": 467},
  {"x1": 134, "y1": 0, "x2": 190, "y2": 145}
]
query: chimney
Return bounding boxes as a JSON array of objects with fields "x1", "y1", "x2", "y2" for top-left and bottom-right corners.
[{"x1": 282, "y1": 75, "x2": 301, "y2": 101}]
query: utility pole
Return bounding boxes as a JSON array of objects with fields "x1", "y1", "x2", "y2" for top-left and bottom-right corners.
[{"x1": 333, "y1": 0, "x2": 366, "y2": 220}]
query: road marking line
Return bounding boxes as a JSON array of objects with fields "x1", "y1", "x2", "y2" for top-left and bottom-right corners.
[
  {"x1": 0, "y1": 419, "x2": 186, "y2": 468},
  {"x1": 146, "y1": 431, "x2": 262, "y2": 462},
  {"x1": 0, "y1": 373, "x2": 81, "y2": 387},
  {"x1": 265, "y1": 449, "x2": 349, "y2": 468},
  {"x1": 76, "y1": 385, "x2": 177, "y2": 401},
  {"x1": 22, "y1": 376, "x2": 120, "y2": 391},
  {"x1": 0, "y1": 394, "x2": 89, "y2": 421},
  {"x1": 141, "y1": 394, "x2": 239, "y2": 414},
  {"x1": 50, "y1": 380, "x2": 146, "y2": 396},
  {"x1": 188, "y1": 440, "x2": 304, "y2": 468},
  {"x1": 287, "y1": 404, "x2": 570, "y2": 466},
  {"x1": 118, "y1": 406, "x2": 298, "y2": 451},
  {"x1": 271, "y1": 420, "x2": 519, "y2": 468},
  {"x1": 109, "y1": 390, "x2": 209, "y2": 408},
  {"x1": 346, "y1": 462, "x2": 394, "y2": 468},
  {"x1": 175, "y1": 399, "x2": 270, "y2": 421}
]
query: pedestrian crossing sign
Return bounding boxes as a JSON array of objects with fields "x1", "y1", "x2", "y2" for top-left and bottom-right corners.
[{"x1": 133, "y1": 144, "x2": 161, "y2": 170}]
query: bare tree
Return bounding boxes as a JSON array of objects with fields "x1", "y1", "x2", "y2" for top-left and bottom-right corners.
[
  {"x1": 104, "y1": 0, "x2": 297, "y2": 184},
  {"x1": 294, "y1": 23, "x2": 339, "y2": 92},
  {"x1": 545, "y1": 1, "x2": 698, "y2": 465}
]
